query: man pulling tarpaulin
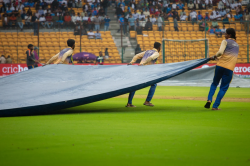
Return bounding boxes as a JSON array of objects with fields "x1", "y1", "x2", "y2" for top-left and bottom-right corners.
[
  {"x1": 126, "y1": 42, "x2": 161, "y2": 107},
  {"x1": 46, "y1": 39, "x2": 75, "y2": 65}
]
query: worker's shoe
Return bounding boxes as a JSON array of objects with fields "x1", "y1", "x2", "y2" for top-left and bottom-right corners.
[
  {"x1": 144, "y1": 102, "x2": 154, "y2": 107},
  {"x1": 126, "y1": 103, "x2": 136, "y2": 107},
  {"x1": 204, "y1": 101, "x2": 211, "y2": 109}
]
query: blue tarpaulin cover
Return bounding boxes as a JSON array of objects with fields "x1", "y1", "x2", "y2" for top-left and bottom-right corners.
[{"x1": 0, "y1": 58, "x2": 209, "y2": 116}]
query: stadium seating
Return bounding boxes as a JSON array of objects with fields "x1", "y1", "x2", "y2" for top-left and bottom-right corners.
[
  {"x1": 0, "y1": 31, "x2": 121, "y2": 64},
  {"x1": 132, "y1": 23, "x2": 249, "y2": 64}
]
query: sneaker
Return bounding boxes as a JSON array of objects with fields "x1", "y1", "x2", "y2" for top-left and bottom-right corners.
[
  {"x1": 212, "y1": 108, "x2": 221, "y2": 110},
  {"x1": 204, "y1": 101, "x2": 211, "y2": 109},
  {"x1": 143, "y1": 102, "x2": 154, "y2": 107},
  {"x1": 125, "y1": 104, "x2": 136, "y2": 107}
]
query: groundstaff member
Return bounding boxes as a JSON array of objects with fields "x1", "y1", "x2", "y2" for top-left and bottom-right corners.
[
  {"x1": 205, "y1": 28, "x2": 239, "y2": 110},
  {"x1": 46, "y1": 39, "x2": 75, "y2": 65},
  {"x1": 26, "y1": 44, "x2": 39, "y2": 69},
  {"x1": 126, "y1": 42, "x2": 161, "y2": 107}
]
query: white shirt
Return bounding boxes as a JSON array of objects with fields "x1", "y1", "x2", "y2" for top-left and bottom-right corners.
[
  {"x1": 216, "y1": 14, "x2": 222, "y2": 20},
  {"x1": 150, "y1": 17, "x2": 156, "y2": 24},
  {"x1": 88, "y1": 32, "x2": 95, "y2": 38},
  {"x1": 230, "y1": 3, "x2": 236, "y2": 9},
  {"x1": 144, "y1": 11, "x2": 150, "y2": 17},
  {"x1": 17, "y1": 4, "x2": 24, "y2": 11},
  {"x1": 72, "y1": 16, "x2": 77, "y2": 23},
  {"x1": 132, "y1": 13, "x2": 139, "y2": 19},
  {"x1": 212, "y1": 10, "x2": 217, "y2": 15},
  {"x1": 157, "y1": 17, "x2": 163, "y2": 26},
  {"x1": 35, "y1": 12, "x2": 40, "y2": 18},
  {"x1": 190, "y1": 11, "x2": 197, "y2": 19},
  {"x1": 139, "y1": 20, "x2": 146, "y2": 27},
  {"x1": 82, "y1": 17, "x2": 88, "y2": 21},
  {"x1": 163, "y1": 2, "x2": 169, "y2": 7},
  {"x1": 218, "y1": 1, "x2": 224, "y2": 9},
  {"x1": 131, "y1": 3, "x2": 135, "y2": 9},
  {"x1": 4, "y1": 17, "x2": 8, "y2": 22},
  {"x1": 76, "y1": 16, "x2": 81, "y2": 21},
  {"x1": 172, "y1": 4, "x2": 177, "y2": 9},
  {"x1": 236, "y1": 2, "x2": 241, "y2": 7},
  {"x1": 222, "y1": 0, "x2": 230, "y2": 6},
  {"x1": 210, "y1": 14, "x2": 216, "y2": 20},
  {"x1": 3, "y1": 0, "x2": 10, "y2": 4},
  {"x1": 221, "y1": 28, "x2": 226, "y2": 33},
  {"x1": 84, "y1": 5, "x2": 88, "y2": 10},
  {"x1": 25, "y1": 15, "x2": 31, "y2": 22},
  {"x1": 180, "y1": 15, "x2": 187, "y2": 21},
  {"x1": 139, "y1": 14, "x2": 145, "y2": 20},
  {"x1": 39, "y1": 17, "x2": 46, "y2": 22},
  {"x1": 226, "y1": 8, "x2": 231, "y2": 13}
]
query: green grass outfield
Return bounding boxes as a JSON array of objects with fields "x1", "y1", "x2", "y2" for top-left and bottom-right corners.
[{"x1": 1, "y1": 86, "x2": 250, "y2": 166}]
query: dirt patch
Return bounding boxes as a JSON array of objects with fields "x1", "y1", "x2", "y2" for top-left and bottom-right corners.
[{"x1": 116, "y1": 95, "x2": 250, "y2": 102}]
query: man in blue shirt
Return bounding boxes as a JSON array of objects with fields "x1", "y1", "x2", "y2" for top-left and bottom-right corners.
[
  {"x1": 166, "y1": 5, "x2": 171, "y2": 13},
  {"x1": 128, "y1": 14, "x2": 135, "y2": 31},
  {"x1": 91, "y1": 3, "x2": 97, "y2": 10},
  {"x1": 117, "y1": 14, "x2": 126, "y2": 35},
  {"x1": 28, "y1": 2, "x2": 35, "y2": 7},
  {"x1": 197, "y1": 11, "x2": 203, "y2": 21},
  {"x1": 209, "y1": 26, "x2": 215, "y2": 34},
  {"x1": 215, "y1": 26, "x2": 222, "y2": 37},
  {"x1": 104, "y1": 15, "x2": 111, "y2": 31},
  {"x1": 118, "y1": 1, "x2": 125, "y2": 8},
  {"x1": 177, "y1": 2, "x2": 184, "y2": 10},
  {"x1": 234, "y1": 12, "x2": 242, "y2": 21},
  {"x1": 219, "y1": 9, "x2": 226, "y2": 17},
  {"x1": 38, "y1": 7, "x2": 44, "y2": 16},
  {"x1": 24, "y1": 1, "x2": 29, "y2": 7},
  {"x1": 95, "y1": 30, "x2": 102, "y2": 39}
]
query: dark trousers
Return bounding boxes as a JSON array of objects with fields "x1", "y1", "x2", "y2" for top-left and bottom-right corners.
[
  {"x1": 117, "y1": 24, "x2": 126, "y2": 34},
  {"x1": 129, "y1": 25, "x2": 135, "y2": 31},
  {"x1": 174, "y1": 27, "x2": 179, "y2": 31},
  {"x1": 33, "y1": 23, "x2": 38, "y2": 35},
  {"x1": 128, "y1": 84, "x2": 157, "y2": 104},
  {"x1": 28, "y1": 65, "x2": 35, "y2": 69},
  {"x1": 207, "y1": 66, "x2": 233, "y2": 108}
]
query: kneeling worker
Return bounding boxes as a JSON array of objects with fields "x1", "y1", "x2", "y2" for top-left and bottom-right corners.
[
  {"x1": 126, "y1": 42, "x2": 161, "y2": 107},
  {"x1": 46, "y1": 39, "x2": 75, "y2": 65}
]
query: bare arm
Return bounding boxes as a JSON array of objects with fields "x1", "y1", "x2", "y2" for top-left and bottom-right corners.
[
  {"x1": 129, "y1": 51, "x2": 146, "y2": 64},
  {"x1": 46, "y1": 52, "x2": 59, "y2": 64}
]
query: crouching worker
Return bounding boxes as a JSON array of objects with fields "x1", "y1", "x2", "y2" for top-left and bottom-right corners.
[
  {"x1": 126, "y1": 42, "x2": 161, "y2": 107},
  {"x1": 46, "y1": 39, "x2": 75, "y2": 65}
]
